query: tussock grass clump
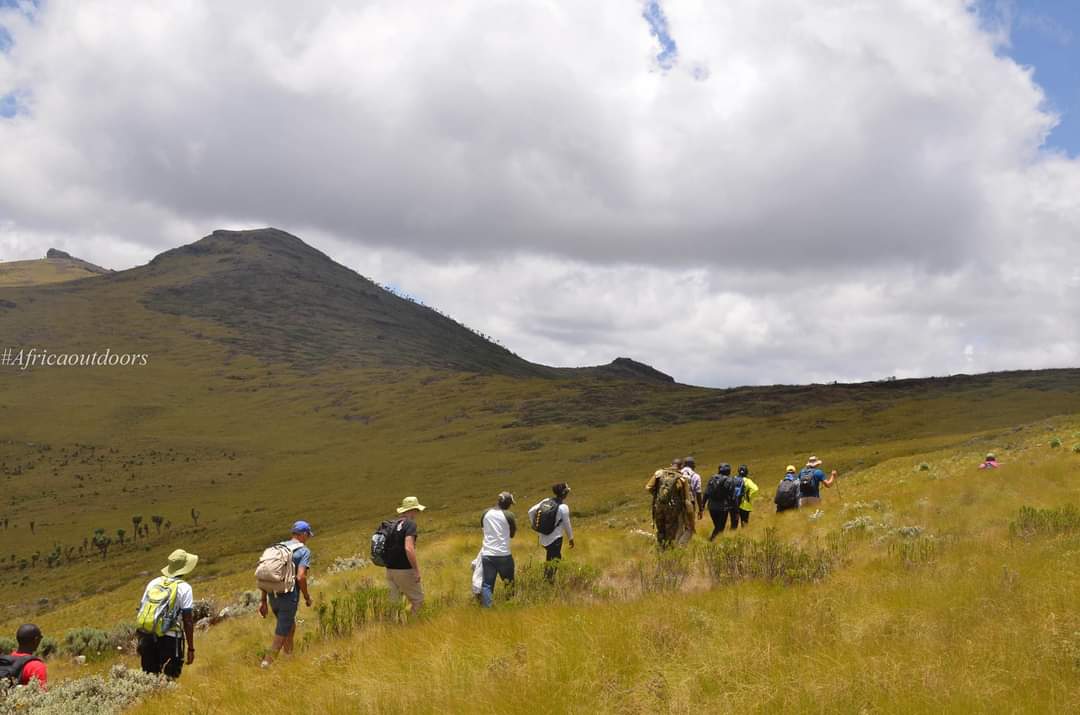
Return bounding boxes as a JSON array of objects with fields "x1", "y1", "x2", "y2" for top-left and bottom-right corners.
[
  {"x1": 638, "y1": 548, "x2": 693, "y2": 593},
  {"x1": 0, "y1": 664, "x2": 173, "y2": 715},
  {"x1": 1072, "y1": 443, "x2": 1080, "y2": 454},
  {"x1": 512, "y1": 560, "x2": 602, "y2": 606},
  {"x1": 1010, "y1": 505, "x2": 1080, "y2": 538},
  {"x1": 1050, "y1": 437, "x2": 1062, "y2": 448},
  {"x1": 889, "y1": 536, "x2": 939, "y2": 569},
  {"x1": 918, "y1": 462, "x2": 930, "y2": 471},
  {"x1": 698, "y1": 528, "x2": 843, "y2": 585},
  {"x1": 315, "y1": 584, "x2": 405, "y2": 639}
]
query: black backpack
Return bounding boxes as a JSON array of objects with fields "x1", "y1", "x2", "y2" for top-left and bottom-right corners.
[
  {"x1": 707, "y1": 475, "x2": 741, "y2": 509},
  {"x1": 531, "y1": 498, "x2": 561, "y2": 535},
  {"x1": 0, "y1": 653, "x2": 41, "y2": 686},
  {"x1": 370, "y1": 518, "x2": 406, "y2": 567},
  {"x1": 774, "y1": 476, "x2": 800, "y2": 510},
  {"x1": 798, "y1": 468, "x2": 817, "y2": 495}
]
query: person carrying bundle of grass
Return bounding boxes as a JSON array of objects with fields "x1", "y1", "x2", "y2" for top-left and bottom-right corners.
[{"x1": 646, "y1": 458, "x2": 697, "y2": 547}]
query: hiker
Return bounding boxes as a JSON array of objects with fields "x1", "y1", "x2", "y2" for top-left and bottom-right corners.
[
  {"x1": 979, "y1": 452, "x2": 1000, "y2": 469},
  {"x1": 257, "y1": 521, "x2": 313, "y2": 668},
  {"x1": 774, "y1": 465, "x2": 800, "y2": 513},
  {"x1": 136, "y1": 549, "x2": 197, "y2": 679},
  {"x1": 703, "y1": 463, "x2": 747, "y2": 538},
  {"x1": 734, "y1": 464, "x2": 759, "y2": 527},
  {"x1": 1, "y1": 624, "x2": 47, "y2": 689},
  {"x1": 797, "y1": 456, "x2": 837, "y2": 508},
  {"x1": 646, "y1": 459, "x2": 696, "y2": 547},
  {"x1": 681, "y1": 457, "x2": 704, "y2": 516},
  {"x1": 479, "y1": 491, "x2": 517, "y2": 607},
  {"x1": 382, "y1": 497, "x2": 425, "y2": 615},
  {"x1": 527, "y1": 482, "x2": 575, "y2": 581}
]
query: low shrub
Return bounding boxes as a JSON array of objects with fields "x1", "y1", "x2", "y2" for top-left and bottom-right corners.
[
  {"x1": 1010, "y1": 505, "x2": 1080, "y2": 538},
  {"x1": 918, "y1": 462, "x2": 930, "y2": 471},
  {"x1": 698, "y1": 527, "x2": 844, "y2": 586},
  {"x1": 1072, "y1": 444, "x2": 1080, "y2": 454},
  {"x1": 62, "y1": 627, "x2": 110, "y2": 660},
  {"x1": 0, "y1": 664, "x2": 173, "y2": 714},
  {"x1": 106, "y1": 623, "x2": 137, "y2": 655},
  {"x1": 1050, "y1": 437, "x2": 1062, "y2": 448}
]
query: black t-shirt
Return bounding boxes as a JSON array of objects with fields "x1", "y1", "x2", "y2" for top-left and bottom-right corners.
[{"x1": 385, "y1": 518, "x2": 418, "y2": 570}]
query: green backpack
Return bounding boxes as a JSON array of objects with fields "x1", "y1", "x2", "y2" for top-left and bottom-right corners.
[
  {"x1": 655, "y1": 469, "x2": 684, "y2": 512},
  {"x1": 136, "y1": 577, "x2": 182, "y2": 636}
]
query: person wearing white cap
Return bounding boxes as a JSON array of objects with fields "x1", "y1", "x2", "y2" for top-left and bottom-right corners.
[
  {"x1": 136, "y1": 548, "x2": 198, "y2": 679},
  {"x1": 385, "y1": 496, "x2": 426, "y2": 614},
  {"x1": 797, "y1": 456, "x2": 837, "y2": 508}
]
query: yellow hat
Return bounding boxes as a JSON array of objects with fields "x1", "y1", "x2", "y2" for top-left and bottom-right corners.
[
  {"x1": 396, "y1": 496, "x2": 427, "y2": 514},
  {"x1": 161, "y1": 549, "x2": 198, "y2": 578},
  {"x1": 786, "y1": 465, "x2": 796, "y2": 473}
]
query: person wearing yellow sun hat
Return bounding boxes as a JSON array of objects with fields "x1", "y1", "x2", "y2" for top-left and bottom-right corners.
[{"x1": 135, "y1": 548, "x2": 198, "y2": 679}]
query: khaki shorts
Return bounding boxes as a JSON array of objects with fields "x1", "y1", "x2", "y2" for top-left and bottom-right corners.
[{"x1": 386, "y1": 568, "x2": 424, "y2": 607}]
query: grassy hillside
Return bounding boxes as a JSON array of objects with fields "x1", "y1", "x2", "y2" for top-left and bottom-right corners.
[
  {"x1": 1, "y1": 228, "x2": 1079, "y2": 711},
  {"x1": 0, "y1": 254, "x2": 109, "y2": 288},
  {"x1": 10, "y1": 411, "x2": 1080, "y2": 713}
]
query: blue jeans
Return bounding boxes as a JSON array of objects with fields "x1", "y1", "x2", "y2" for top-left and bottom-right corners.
[{"x1": 480, "y1": 555, "x2": 515, "y2": 608}]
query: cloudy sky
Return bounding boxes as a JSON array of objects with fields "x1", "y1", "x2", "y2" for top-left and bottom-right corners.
[{"x1": 1, "y1": 0, "x2": 1079, "y2": 387}]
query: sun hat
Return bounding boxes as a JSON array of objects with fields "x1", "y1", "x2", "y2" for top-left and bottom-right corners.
[
  {"x1": 786, "y1": 465, "x2": 797, "y2": 474},
  {"x1": 396, "y1": 496, "x2": 427, "y2": 514},
  {"x1": 161, "y1": 549, "x2": 198, "y2": 578},
  {"x1": 807, "y1": 455, "x2": 823, "y2": 467},
  {"x1": 985, "y1": 452, "x2": 996, "y2": 461},
  {"x1": 291, "y1": 520, "x2": 314, "y2": 536}
]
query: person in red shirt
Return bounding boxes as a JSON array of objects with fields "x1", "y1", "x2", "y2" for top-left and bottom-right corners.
[{"x1": 9, "y1": 623, "x2": 47, "y2": 688}]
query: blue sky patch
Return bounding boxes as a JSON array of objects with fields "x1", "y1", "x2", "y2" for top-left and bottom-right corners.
[
  {"x1": 974, "y1": 0, "x2": 1080, "y2": 156},
  {"x1": 642, "y1": 1, "x2": 678, "y2": 71},
  {"x1": 0, "y1": 89, "x2": 28, "y2": 118}
]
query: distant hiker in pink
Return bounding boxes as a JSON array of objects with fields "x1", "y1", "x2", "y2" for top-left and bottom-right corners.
[{"x1": 979, "y1": 453, "x2": 1000, "y2": 469}]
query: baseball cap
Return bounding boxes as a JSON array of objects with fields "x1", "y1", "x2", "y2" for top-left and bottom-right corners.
[{"x1": 291, "y1": 520, "x2": 314, "y2": 536}]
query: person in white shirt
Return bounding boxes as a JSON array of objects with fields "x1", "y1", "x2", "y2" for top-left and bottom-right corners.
[
  {"x1": 479, "y1": 491, "x2": 517, "y2": 608},
  {"x1": 681, "y1": 456, "x2": 704, "y2": 517},
  {"x1": 527, "y1": 483, "x2": 575, "y2": 581}
]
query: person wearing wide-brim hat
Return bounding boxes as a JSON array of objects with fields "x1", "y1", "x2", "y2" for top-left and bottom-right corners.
[
  {"x1": 385, "y1": 497, "x2": 426, "y2": 614},
  {"x1": 136, "y1": 549, "x2": 198, "y2": 679},
  {"x1": 798, "y1": 455, "x2": 837, "y2": 508}
]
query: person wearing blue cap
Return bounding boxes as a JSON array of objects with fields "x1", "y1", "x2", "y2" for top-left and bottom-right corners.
[{"x1": 258, "y1": 520, "x2": 314, "y2": 668}]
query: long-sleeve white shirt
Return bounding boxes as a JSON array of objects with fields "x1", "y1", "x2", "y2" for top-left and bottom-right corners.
[{"x1": 528, "y1": 500, "x2": 573, "y2": 547}]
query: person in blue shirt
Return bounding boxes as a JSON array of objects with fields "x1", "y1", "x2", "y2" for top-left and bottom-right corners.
[
  {"x1": 259, "y1": 520, "x2": 313, "y2": 668},
  {"x1": 797, "y1": 456, "x2": 837, "y2": 508}
]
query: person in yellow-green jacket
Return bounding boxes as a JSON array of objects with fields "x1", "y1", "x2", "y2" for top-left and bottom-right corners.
[{"x1": 734, "y1": 465, "x2": 759, "y2": 527}]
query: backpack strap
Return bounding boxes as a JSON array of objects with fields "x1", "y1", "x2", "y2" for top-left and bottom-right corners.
[{"x1": 7, "y1": 654, "x2": 41, "y2": 680}]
